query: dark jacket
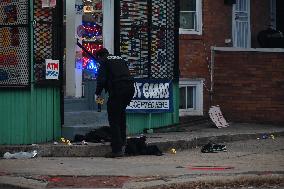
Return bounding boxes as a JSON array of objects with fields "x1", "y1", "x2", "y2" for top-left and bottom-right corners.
[{"x1": 95, "y1": 55, "x2": 133, "y2": 96}]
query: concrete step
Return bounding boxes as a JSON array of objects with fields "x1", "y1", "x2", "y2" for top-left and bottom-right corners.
[
  {"x1": 2, "y1": 125, "x2": 284, "y2": 157},
  {"x1": 64, "y1": 96, "x2": 107, "y2": 112},
  {"x1": 63, "y1": 110, "x2": 109, "y2": 140},
  {"x1": 64, "y1": 110, "x2": 108, "y2": 126},
  {"x1": 64, "y1": 98, "x2": 89, "y2": 112}
]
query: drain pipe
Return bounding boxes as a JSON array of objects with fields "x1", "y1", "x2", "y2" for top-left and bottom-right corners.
[{"x1": 210, "y1": 46, "x2": 215, "y2": 106}]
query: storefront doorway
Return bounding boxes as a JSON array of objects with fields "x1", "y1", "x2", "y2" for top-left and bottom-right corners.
[
  {"x1": 63, "y1": 0, "x2": 114, "y2": 139},
  {"x1": 63, "y1": 0, "x2": 179, "y2": 139}
]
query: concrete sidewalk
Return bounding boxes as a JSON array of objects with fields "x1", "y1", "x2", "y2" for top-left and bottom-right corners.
[
  {"x1": 1, "y1": 123, "x2": 284, "y2": 189},
  {"x1": 1, "y1": 123, "x2": 284, "y2": 157}
]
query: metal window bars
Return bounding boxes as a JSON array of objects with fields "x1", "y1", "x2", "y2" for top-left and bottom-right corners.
[
  {"x1": 0, "y1": 0, "x2": 30, "y2": 87},
  {"x1": 118, "y1": 0, "x2": 179, "y2": 79}
]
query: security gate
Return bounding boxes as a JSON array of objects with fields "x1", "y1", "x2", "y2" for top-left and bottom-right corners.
[
  {"x1": 117, "y1": 0, "x2": 179, "y2": 79},
  {"x1": 0, "y1": 0, "x2": 30, "y2": 87},
  {"x1": 33, "y1": 0, "x2": 63, "y2": 86},
  {"x1": 233, "y1": 0, "x2": 251, "y2": 48}
]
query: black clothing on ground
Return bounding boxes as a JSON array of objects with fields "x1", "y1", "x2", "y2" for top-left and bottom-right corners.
[
  {"x1": 95, "y1": 55, "x2": 134, "y2": 153},
  {"x1": 74, "y1": 126, "x2": 111, "y2": 143}
]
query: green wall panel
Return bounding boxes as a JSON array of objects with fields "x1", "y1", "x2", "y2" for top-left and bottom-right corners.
[
  {"x1": 126, "y1": 81, "x2": 179, "y2": 134},
  {"x1": 0, "y1": 91, "x2": 29, "y2": 144},
  {"x1": 0, "y1": 88, "x2": 61, "y2": 145}
]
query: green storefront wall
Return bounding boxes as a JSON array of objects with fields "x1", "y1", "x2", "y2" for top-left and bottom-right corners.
[
  {"x1": 0, "y1": 88, "x2": 61, "y2": 145},
  {"x1": 0, "y1": 82, "x2": 179, "y2": 144},
  {"x1": 0, "y1": 0, "x2": 179, "y2": 145},
  {"x1": 0, "y1": 0, "x2": 61, "y2": 145}
]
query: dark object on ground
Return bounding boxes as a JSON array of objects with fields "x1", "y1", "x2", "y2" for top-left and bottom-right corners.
[
  {"x1": 257, "y1": 27, "x2": 284, "y2": 48},
  {"x1": 201, "y1": 142, "x2": 227, "y2": 153},
  {"x1": 74, "y1": 126, "x2": 111, "y2": 143},
  {"x1": 74, "y1": 134, "x2": 85, "y2": 142},
  {"x1": 104, "y1": 151, "x2": 124, "y2": 158},
  {"x1": 125, "y1": 135, "x2": 163, "y2": 156},
  {"x1": 74, "y1": 129, "x2": 163, "y2": 156}
]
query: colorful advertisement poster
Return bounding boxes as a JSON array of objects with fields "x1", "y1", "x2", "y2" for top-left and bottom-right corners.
[
  {"x1": 126, "y1": 79, "x2": 173, "y2": 113},
  {"x1": 45, "y1": 59, "x2": 59, "y2": 80}
]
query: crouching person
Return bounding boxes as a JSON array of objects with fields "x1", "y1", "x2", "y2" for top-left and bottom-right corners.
[{"x1": 95, "y1": 48, "x2": 134, "y2": 158}]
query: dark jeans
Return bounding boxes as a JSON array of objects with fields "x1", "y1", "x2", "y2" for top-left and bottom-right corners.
[{"x1": 107, "y1": 83, "x2": 134, "y2": 153}]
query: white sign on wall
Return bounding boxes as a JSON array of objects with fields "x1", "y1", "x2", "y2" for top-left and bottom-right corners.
[
  {"x1": 42, "y1": 0, "x2": 56, "y2": 8},
  {"x1": 45, "y1": 59, "x2": 59, "y2": 80}
]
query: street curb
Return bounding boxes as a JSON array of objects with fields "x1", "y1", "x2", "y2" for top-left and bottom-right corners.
[
  {"x1": 1, "y1": 131, "x2": 284, "y2": 157},
  {"x1": 0, "y1": 176, "x2": 47, "y2": 189},
  {"x1": 1, "y1": 175, "x2": 284, "y2": 189},
  {"x1": 149, "y1": 131, "x2": 284, "y2": 152},
  {"x1": 133, "y1": 174, "x2": 284, "y2": 189},
  {"x1": 0, "y1": 183, "x2": 31, "y2": 189}
]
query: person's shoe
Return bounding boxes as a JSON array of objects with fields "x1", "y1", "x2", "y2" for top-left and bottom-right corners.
[
  {"x1": 104, "y1": 151, "x2": 124, "y2": 158},
  {"x1": 201, "y1": 142, "x2": 227, "y2": 153}
]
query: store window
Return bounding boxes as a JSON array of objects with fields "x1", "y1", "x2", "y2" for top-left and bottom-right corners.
[
  {"x1": 179, "y1": 0, "x2": 202, "y2": 35},
  {"x1": 179, "y1": 79, "x2": 203, "y2": 116}
]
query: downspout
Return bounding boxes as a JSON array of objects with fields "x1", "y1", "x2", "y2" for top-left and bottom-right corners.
[{"x1": 210, "y1": 46, "x2": 215, "y2": 106}]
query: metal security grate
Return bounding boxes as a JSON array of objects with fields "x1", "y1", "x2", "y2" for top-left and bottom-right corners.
[
  {"x1": 120, "y1": 0, "x2": 149, "y2": 78},
  {"x1": 151, "y1": 0, "x2": 175, "y2": 79},
  {"x1": 0, "y1": 0, "x2": 29, "y2": 26},
  {"x1": 119, "y1": 0, "x2": 178, "y2": 79},
  {"x1": 0, "y1": 0, "x2": 30, "y2": 87},
  {"x1": 33, "y1": 0, "x2": 53, "y2": 82}
]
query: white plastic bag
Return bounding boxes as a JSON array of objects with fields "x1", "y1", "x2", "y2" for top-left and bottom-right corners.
[{"x1": 3, "y1": 150, "x2": 37, "y2": 159}]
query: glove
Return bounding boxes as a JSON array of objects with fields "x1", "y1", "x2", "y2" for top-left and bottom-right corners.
[{"x1": 95, "y1": 94, "x2": 104, "y2": 104}]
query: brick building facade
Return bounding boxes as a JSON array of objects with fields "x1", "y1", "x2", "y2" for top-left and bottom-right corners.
[{"x1": 179, "y1": 0, "x2": 284, "y2": 124}]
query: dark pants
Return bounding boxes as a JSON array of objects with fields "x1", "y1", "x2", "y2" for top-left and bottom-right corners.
[{"x1": 107, "y1": 82, "x2": 134, "y2": 153}]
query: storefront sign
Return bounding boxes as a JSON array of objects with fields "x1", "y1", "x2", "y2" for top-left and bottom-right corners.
[
  {"x1": 45, "y1": 59, "x2": 59, "y2": 79},
  {"x1": 127, "y1": 79, "x2": 173, "y2": 113}
]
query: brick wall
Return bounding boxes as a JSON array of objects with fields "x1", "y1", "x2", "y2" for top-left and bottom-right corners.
[
  {"x1": 179, "y1": 1, "x2": 233, "y2": 113},
  {"x1": 212, "y1": 51, "x2": 284, "y2": 124},
  {"x1": 179, "y1": 0, "x2": 272, "y2": 113}
]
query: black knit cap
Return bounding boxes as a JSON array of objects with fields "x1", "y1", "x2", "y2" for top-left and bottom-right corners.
[{"x1": 96, "y1": 48, "x2": 109, "y2": 58}]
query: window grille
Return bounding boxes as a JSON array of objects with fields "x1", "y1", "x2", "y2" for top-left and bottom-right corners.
[
  {"x1": 119, "y1": 0, "x2": 178, "y2": 79},
  {"x1": 0, "y1": 0, "x2": 30, "y2": 87}
]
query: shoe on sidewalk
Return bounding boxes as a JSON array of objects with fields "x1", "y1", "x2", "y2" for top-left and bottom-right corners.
[
  {"x1": 104, "y1": 151, "x2": 124, "y2": 158},
  {"x1": 201, "y1": 142, "x2": 227, "y2": 153}
]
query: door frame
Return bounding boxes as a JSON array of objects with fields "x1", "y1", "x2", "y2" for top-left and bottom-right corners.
[{"x1": 232, "y1": 0, "x2": 251, "y2": 48}]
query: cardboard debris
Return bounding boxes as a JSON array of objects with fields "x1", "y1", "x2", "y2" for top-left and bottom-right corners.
[{"x1": 209, "y1": 105, "x2": 229, "y2": 128}]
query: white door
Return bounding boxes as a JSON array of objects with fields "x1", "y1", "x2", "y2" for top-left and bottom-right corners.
[{"x1": 232, "y1": 0, "x2": 251, "y2": 48}]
